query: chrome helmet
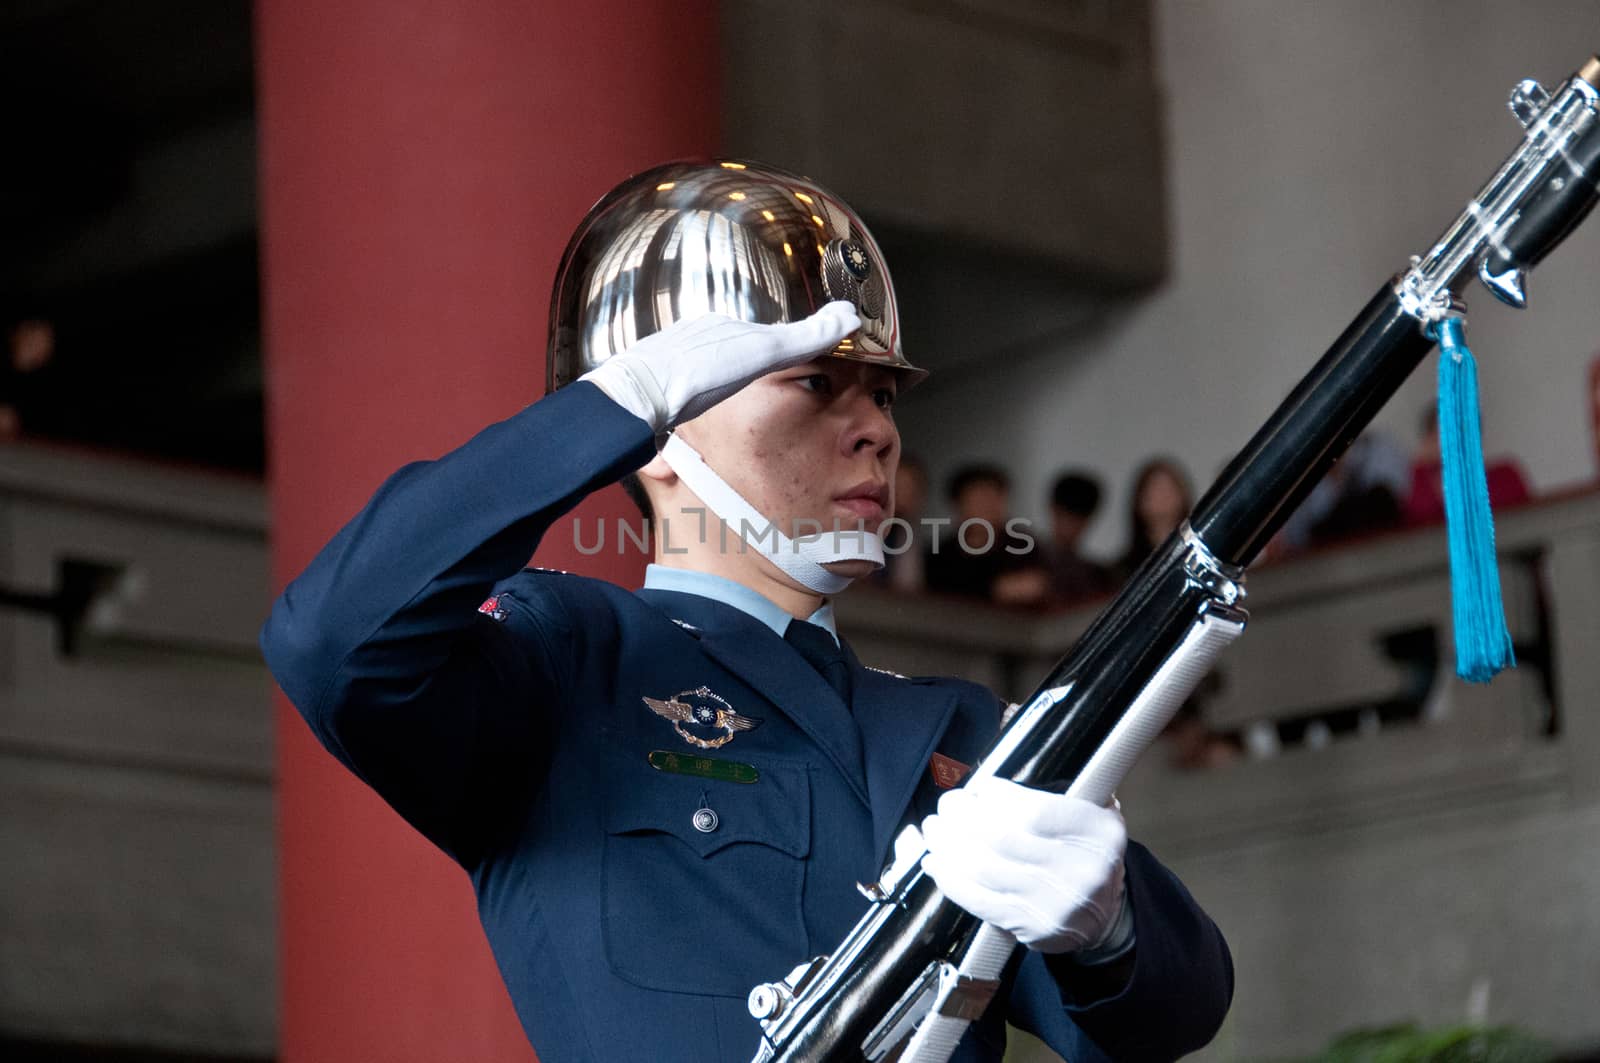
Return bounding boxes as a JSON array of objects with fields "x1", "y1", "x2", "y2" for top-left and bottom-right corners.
[{"x1": 546, "y1": 159, "x2": 926, "y2": 393}]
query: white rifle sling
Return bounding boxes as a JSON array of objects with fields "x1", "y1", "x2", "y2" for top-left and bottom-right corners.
[{"x1": 891, "y1": 603, "x2": 1245, "y2": 1063}]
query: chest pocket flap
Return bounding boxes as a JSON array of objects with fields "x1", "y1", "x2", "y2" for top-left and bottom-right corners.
[
  {"x1": 604, "y1": 746, "x2": 810, "y2": 858},
  {"x1": 601, "y1": 742, "x2": 813, "y2": 996}
]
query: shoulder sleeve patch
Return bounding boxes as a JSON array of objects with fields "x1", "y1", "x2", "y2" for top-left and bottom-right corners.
[{"x1": 477, "y1": 593, "x2": 510, "y2": 622}]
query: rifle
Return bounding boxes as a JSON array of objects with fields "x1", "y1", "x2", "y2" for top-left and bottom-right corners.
[{"x1": 747, "y1": 55, "x2": 1600, "y2": 1063}]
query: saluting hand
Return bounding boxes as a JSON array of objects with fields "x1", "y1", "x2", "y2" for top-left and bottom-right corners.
[
  {"x1": 580, "y1": 301, "x2": 861, "y2": 433},
  {"x1": 920, "y1": 775, "x2": 1129, "y2": 955}
]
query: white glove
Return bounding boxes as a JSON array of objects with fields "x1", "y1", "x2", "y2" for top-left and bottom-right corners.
[
  {"x1": 920, "y1": 775, "x2": 1128, "y2": 955},
  {"x1": 579, "y1": 302, "x2": 861, "y2": 432}
]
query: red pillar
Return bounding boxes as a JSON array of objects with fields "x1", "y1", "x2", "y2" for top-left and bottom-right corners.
[{"x1": 254, "y1": 4, "x2": 718, "y2": 1059}]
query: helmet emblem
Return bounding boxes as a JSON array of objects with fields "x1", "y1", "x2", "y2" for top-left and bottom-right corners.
[
  {"x1": 822, "y1": 237, "x2": 886, "y2": 322},
  {"x1": 842, "y1": 240, "x2": 871, "y2": 280}
]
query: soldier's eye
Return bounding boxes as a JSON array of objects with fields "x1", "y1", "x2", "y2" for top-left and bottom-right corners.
[
  {"x1": 873, "y1": 387, "x2": 897, "y2": 409},
  {"x1": 798, "y1": 373, "x2": 832, "y2": 396}
]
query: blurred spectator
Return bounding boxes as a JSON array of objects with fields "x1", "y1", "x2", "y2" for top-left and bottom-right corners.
[
  {"x1": 1275, "y1": 431, "x2": 1408, "y2": 553},
  {"x1": 927, "y1": 463, "x2": 1028, "y2": 600},
  {"x1": 991, "y1": 558, "x2": 1053, "y2": 607},
  {"x1": 879, "y1": 453, "x2": 929, "y2": 593},
  {"x1": 1404, "y1": 406, "x2": 1531, "y2": 526},
  {"x1": 992, "y1": 468, "x2": 1117, "y2": 609},
  {"x1": 1116, "y1": 458, "x2": 1193, "y2": 580},
  {"x1": 0, "y1": 318, "x2": 59, "y2": 440},
  {"x1": 1043, "y1": 469, "x2": 1112, "y2": 604}
]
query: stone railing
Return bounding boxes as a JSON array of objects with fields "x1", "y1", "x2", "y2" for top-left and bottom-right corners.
[
  {"x1": 0, "y1": 441, "x2": 274, "y2": 1059},
  {"x1": 837, "y1": 488, "x2": 1600, "y2": 1059},
  {"x1": 7, "y1": 432, "x2": 1597, "y2": 1059}
]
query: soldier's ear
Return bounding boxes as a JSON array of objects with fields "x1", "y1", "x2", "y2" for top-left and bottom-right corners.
[{"x1": 637, "y1": 451, "x2": 675, "y2": 486}]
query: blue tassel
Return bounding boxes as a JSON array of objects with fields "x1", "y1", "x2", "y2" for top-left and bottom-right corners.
[{"x1": 1432, "y1": 317, "x2": 1515, "y2": 683}]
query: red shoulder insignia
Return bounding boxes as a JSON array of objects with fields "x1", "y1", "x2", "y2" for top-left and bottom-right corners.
[{"x1": 929, "y1": 752, "x2": 971, "y2": 790}]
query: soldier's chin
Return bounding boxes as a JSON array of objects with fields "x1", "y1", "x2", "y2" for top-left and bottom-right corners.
[{"x1": 823, "y1": 558, "x2": 880, "y2": 581}]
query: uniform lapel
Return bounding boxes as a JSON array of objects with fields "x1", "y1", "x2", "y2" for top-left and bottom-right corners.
[
  {"x1": 844, "y1": 646, "x2": 960, "y2": 866},
  {"x1": 638, "y1": 589, "x2": 870, "y2": 807}
]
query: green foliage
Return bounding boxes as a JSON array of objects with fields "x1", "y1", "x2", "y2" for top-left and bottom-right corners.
[{"x1": 1297, "y1": 1023, "x2": 1554, "y2": 1063}]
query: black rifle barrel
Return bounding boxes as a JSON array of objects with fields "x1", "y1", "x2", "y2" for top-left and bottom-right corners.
[{"x1": 1190, "y1": 287, "x2": 1435, "y2": 568}]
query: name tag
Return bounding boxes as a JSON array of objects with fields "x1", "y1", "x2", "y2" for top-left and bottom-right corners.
[{"x1": 648, "y1": 749, "x2": 760, "y2": 785}]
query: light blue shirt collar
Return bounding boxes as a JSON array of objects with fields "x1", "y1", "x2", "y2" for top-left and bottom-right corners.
[{"x1": 644, "y1": 564, "x2": 838, "y2": 645}]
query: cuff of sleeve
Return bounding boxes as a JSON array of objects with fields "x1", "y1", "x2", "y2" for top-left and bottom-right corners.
[
  {"x1": 1041, "y1": 892, "x2": 1137, "y2": 1009},
  {"x1": 1074, "y1": 886, "x2": 1135, "y2": 966},
  {"x1": 580, "y1": 357, "x2": 667, "y2": 432}
]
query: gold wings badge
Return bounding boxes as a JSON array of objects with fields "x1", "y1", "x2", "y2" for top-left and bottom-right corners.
[{"x1": 643, "y1": 686, "x2": 763, "y2": 750}]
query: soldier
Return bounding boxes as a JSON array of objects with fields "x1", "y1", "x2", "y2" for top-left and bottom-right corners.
[{"x1": 261, "y1": 160, "x2": 1232, "y2": 1062}]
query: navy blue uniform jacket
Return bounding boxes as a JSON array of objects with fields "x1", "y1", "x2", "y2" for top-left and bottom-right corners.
[{"x1": 260, "y1": 382, "x2": 1233, "y2": 1062}]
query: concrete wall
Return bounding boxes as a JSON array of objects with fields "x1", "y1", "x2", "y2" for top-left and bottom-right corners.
[
  {"x1": 0, "y1": 442, "x2": 275, "y2": 1058},
  {"x1": 898, "y1": 0, "x2": 1600, "y2": 559}
]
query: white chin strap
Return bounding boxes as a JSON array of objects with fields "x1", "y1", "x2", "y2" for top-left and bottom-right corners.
[{"x1": 660, "y1": 433, "x2": 884, "y2": 595}]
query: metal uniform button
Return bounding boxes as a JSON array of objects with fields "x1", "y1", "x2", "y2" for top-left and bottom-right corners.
[{"x1": 692, "y1": 807, "x2": 719, "y2": 833}]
